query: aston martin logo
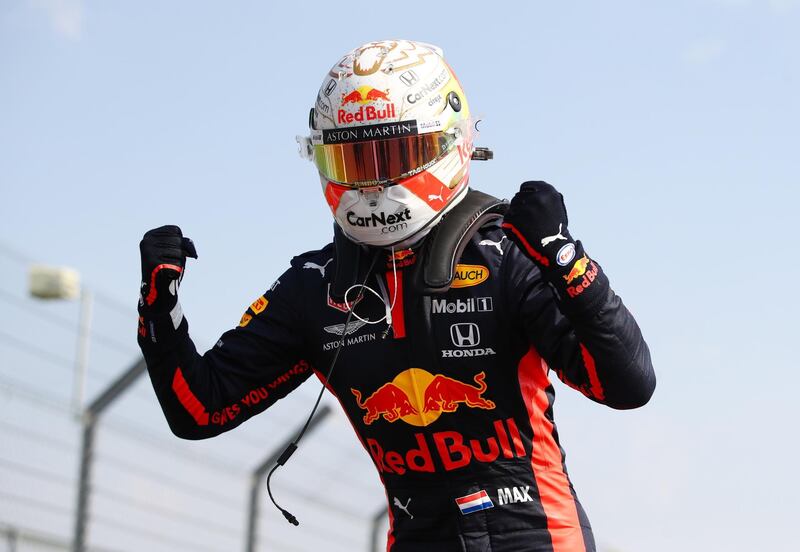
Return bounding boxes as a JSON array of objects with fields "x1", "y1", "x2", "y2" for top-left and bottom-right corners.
[{"x1": 324, "y1": 318, "x2": 369, "y2": 336}]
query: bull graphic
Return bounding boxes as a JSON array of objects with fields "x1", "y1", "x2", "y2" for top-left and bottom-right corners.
[
  {"x1": 351, "y1": 383, "x2": 419, "y2": 425},
  {"x1": 563, "y1": 255, "x2": 591, "y2": 284},
  {"x1": 423, "y1": 371, "x2": 495, "y2": 413}
]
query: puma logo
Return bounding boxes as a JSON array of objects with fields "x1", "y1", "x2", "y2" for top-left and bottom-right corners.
[
  {"x1": 541, "y1": 224, "x2": 567, "y2": 247},
  {"x1": 428, "y1": 192, "x2": 445, "y2": 203},
  {"x1": 303, "y1": 258, "x2": 332, "y2": 277},
  {"x1": 479, "y1": 236, "x2": 506, "y2": 255},
  {"x1": 393, "y1": 497, "x2": 413, "y2": 519}
]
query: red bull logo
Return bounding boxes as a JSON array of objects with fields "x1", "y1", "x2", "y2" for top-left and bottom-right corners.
[
  {"x1": 423, "y1": 372, "x2": 495, "y2": 413},
  {"x1": 387, "y1": 248, "x2": 416, "y2": 269},
  {"x1": 367, "y1": 418, "x2": 527, "y2": 474},
  {"x1": 566, "y1": 260, "x2": 599, "y2": 298},
  {"x1": 352, "y1": 383, "x2": 419, "y2": 425},
  {"x1": 339, "y1": 86, "x2": 396, "y2": 124},
  {"x1": 351, "y1": 369, "x2": 495, "y2": 427},
  {"x1": 341, "y1": 86, "x2": 391, "y2": 105},
  {"x1": 563, "y1": 255, "x2": 591, "y2": 284}
]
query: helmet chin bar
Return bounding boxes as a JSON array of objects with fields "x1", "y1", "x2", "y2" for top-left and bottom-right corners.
[
  {"x1": 358, "y1": 185, "x2": 384, "y2": 210},
  {"x1": 337, "y1": 183, "x2": 471, "y2": 249}
]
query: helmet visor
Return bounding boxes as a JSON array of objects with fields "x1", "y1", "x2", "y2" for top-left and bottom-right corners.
[{"x1": 311, "y1": 121, "x2": 462, "y2": 187}]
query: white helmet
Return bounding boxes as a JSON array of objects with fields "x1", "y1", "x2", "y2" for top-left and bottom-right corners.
[{"x1": 298, "y1": 39, "x2": 476, "y2": 247}]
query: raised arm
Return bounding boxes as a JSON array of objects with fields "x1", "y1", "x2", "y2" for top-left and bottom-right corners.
[
  {"x1": 502, "y1": 183, "x2": 655, "y2": 409},
  {"x1": 137, "y1": 226, "x2": 312, "y2": 439}
]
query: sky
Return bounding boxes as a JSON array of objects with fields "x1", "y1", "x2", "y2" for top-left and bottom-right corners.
[{"x1": 1, "y1": 0, "x2": 799, "y2": 551}]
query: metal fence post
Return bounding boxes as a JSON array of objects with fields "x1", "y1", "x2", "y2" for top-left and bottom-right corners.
[
  {"x1": 244, "y1": 405, "x2": 332, "y2": 552},
  {"x1": 5, "y1": 526, "x2": 18, "y2": 552},
  {"x1": 72, "y1": 288, "x2": 93, "y2": 413},
  {"x1": 72, "y1": 358, "x2": 146, "y2": 552},
  {"x1": 72, "y1": 417, "x2": 95, "y2": 552}
]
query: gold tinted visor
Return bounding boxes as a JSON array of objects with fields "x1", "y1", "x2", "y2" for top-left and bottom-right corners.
[{"x1": 313, "y1": 128, "x2": 458, "y2": 187}]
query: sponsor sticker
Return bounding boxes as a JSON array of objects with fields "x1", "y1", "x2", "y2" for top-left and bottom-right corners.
[
  {"x1": 399, "y1": 70, "x2": 419, "y2": 86},
  {"x1": 442, "y1": 348, "x2": 496, "y2": 358},
  {"x1": 563, "y1": 255, "x2": 591, "y2": 284},
  {"x1": 238, "y1": 313, "x2": 252, "y2": 328},
  {"x1": 351, "y1": 369, "x2": 495, "y2": 427},
  {"x1": 341, "y1": 86, "x2": 391, "y2": 105},
  {"x1": 303, "y1": 259, "x2": 332, "y2": 278},
  {"x1": 431, "y1": 296, "x2": 493, "y2": 314},
  {"x1": 441, "y1": 323, "x2": 496, "y2": 357},
  {"x1": 452, "y1": 264, "x2": 489, "y2": 288},
  {"x1": 450, "y1": 323, "x2": 480, "y2": 348},
  {"x1": 346, "y1": 209, "x2": 411, "y2": 228},
  {"x1": 417, "y1": 119, "x2": 445, "y2": 133},
  {"x1": 318, "y1": 120, "x2": 419, "y2": 145},
  {"x1": 556, "y1": 243, "x2": 576, "y2": 266},
  {"x1": 338, "y1": 86, "x2": 396, "y2": 124},
  {"x1": 323, "y1": 78, "x2": 337, "y2": 96},
  {"x1": 324, "y1": 319, "x2": 368, "y2": 336},
  {"x1": 322, "y1": 332, "x2": 376, "y2": 351},
  {"x1": 566, "y1": 260, "x2": 599, "y2": 299},
  {"x1": 366, "y1": 417, "x2": 526, "y2": 475},
  {"x1": 478, "y1": 237, "x2": 506, "y2": 255},
  {"x1": 406, "y1": 67, "x2": 450, "y2": 105},
  {"x1": 541, "y1": 223, "x2": 568, "y2": 247},
  {"x1": 327, "y1": 283, "x2": 362, "y2": 313},
  {"x1": 393, "y1": 497, "x2": 414, "y2": 518},
  {"x1": 250, "y1": 296, "x2": 268, "y2": 314}
]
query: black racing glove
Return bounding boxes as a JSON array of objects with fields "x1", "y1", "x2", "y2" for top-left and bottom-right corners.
[
  {"x1": 502, "y1": 181, "x2": 609, "y2": 315},
  {"x1": 139, "y1": 225, "x2": 197, "y2": 314}
]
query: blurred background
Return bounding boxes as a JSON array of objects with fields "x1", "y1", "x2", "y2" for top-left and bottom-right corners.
[{"x1": 1, "y1": 0, "x2": 798, "y2": 550}]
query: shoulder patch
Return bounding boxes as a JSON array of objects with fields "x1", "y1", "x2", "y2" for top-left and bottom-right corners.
[{"x1": 250, "y1": 295, "x2": 268, "y2": 314}]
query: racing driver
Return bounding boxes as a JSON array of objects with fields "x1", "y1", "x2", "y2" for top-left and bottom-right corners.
[{"x1": 137, "y1": 39, "x2": 655, "y2": 552}]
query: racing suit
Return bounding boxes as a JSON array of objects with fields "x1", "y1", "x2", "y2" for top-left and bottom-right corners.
[{"x1": 138, "y1": 218, "x2": 655, "y2": 552}]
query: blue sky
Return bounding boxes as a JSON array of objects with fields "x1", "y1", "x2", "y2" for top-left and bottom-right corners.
[{"x1": 1, "y1": 1, "x2": 799, "y2": 551}]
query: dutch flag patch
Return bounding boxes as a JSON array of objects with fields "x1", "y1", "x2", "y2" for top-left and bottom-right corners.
[{"x1": 455, "y1": 490, "x2": 494, "y2": 515}]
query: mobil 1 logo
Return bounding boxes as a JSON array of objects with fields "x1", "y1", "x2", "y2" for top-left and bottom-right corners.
[{"x1": 432, "y1": 296, "x2": 493, "y2": 315}]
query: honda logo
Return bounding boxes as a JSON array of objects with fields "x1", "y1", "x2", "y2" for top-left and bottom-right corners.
[
  {"x1": 399, "y1": 70, "x2": 419, "y2": 86},
  {"x1": 323, "y1": 78, "x2": 337, "y2": 97},
  {"x1": 450, "y1": 323, "x2": 480, "y2": 348}
]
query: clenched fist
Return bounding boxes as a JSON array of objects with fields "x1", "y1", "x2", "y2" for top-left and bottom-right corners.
[
  {"x1": 139, "y1": 225, "x2": 197, "y2": 313},
  {"x1": 502, "y1": 181, "x2": 609, "y2": 314}
]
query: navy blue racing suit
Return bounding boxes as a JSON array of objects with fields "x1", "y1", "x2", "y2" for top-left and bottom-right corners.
[{"x1": 138, "y1": 218, "x2": 655, "y2": 552}]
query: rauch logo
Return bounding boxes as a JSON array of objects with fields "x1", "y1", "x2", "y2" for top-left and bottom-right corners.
[{"x1": 451, "y1": 264, "x2": 489, "y2": 288}]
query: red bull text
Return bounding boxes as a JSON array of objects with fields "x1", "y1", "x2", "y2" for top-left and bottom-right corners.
[
  {"x1": 339, "y1": 86, "x2": 396, "y2": 124},
  {"x1": 338, "y1": 104, "x2": 396, "y2": 124},
  {"x1": 566, "y1": 260, "x2": 599, "y2": 298},
  {"x1": 367, "y1": 418, "x2": 527, "y2": 474},
  {"x1": 563, "y1": 255, "x2": 591, "y2": 284}
]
